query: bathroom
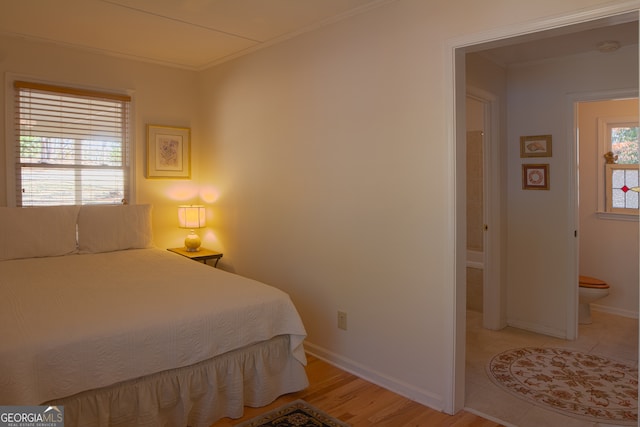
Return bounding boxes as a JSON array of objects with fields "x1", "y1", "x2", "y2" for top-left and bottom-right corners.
[{"x1": 576, "y1": 97, "x2": 639, "y2": 324}]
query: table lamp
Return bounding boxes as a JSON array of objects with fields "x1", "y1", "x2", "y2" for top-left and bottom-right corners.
[{"x1": 178, "y1": 205, "x2": 206, "y2": 252}]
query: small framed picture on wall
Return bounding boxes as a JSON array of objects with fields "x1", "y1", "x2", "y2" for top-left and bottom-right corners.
[
  {"x1": 522, "y1": 164, "x2": 549, "y2": 190},
  {"x1": 520, "y1": 135, "x2": 552, "y2": 158},
  {"x1": 146, "y1": 125, "x2": 191, "y2": 179}
]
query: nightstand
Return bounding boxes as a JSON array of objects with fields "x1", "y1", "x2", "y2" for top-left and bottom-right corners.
[{"x1": 167, "y1": 247, "x2": 223, "y2": 267}]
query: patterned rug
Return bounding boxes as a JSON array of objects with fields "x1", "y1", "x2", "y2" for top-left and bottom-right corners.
[
  {"x1": 234, "y1": 400, "x2": 350, "y2": 427},
  {"x1": 487, "y1": 347, "x2": 638, "y2": 425}
]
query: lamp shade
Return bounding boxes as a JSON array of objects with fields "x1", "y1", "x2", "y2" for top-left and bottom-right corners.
[{"x1": 178, "y1": 205, "x2": 206, "y2": 229}]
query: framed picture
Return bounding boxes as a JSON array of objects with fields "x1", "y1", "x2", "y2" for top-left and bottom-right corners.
[
  {"x1": 520, "y1": 135, "x2": 552, "y2": 158},
  {"x1": 522, "y1": 164, "x2": 549, "y2": 190},
  {"x1": 147, "y1": 125, "x2": 191, "y2": 179}
]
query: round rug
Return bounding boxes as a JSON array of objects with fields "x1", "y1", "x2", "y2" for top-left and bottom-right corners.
[{"x1": 486, "y1": 347, "x2": 638, "y2": 425}]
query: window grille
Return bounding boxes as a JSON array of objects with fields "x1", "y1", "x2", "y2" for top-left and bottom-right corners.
[
  {"x1": 13, "y1": 81, "x2": 131, "y2": 206},
  {"x1": 606, "y1": 164, "x2": 640, "y2": 213}
]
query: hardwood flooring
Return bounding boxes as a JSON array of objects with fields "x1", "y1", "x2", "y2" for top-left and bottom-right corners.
[{"x1": 210, "y1": 354, "x2": 503, "y2": 426}]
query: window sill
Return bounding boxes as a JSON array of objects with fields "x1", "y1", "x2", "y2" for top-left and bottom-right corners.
[{"x1": 596, "y1": 211, "x2": 639, "y2": 222}]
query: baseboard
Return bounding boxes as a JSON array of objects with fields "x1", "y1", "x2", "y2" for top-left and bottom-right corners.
[
  {"x1": 506, "y1": 319, "x2": 567, "y2": 339},
  {"x1": 591, "y1": 304, "x2": 639, "y2": 319},
  {"x1": 507, "y1": 307, "x2": 637, "y2": 338},
  {"x1": 303, "y1": 341, "x2": 444, "y2": 412},
  {"x1": 464, "y1": 407, "x2": 517, "y2": 427}
]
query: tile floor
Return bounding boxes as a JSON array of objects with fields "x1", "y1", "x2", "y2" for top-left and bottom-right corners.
[{"x1": 465, "y1": 308, "x2": 639, "y2": 427}]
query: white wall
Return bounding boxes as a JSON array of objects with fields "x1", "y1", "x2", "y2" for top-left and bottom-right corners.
[
  {"x1": 198, "y1": 13, "x2": 451, "y2": 406},
  {"x1": 506, "y1": 45, "x2": 638, "y2": 336},
  {"x1": 197, "y1": 0, "x2": 634, "y2": 410},
  {"x1": 578, "y1": 98, "x2": 639, "y2": 317},
  {"x1": 0, "y1": 34, "x2": 202, "y2": 249}
]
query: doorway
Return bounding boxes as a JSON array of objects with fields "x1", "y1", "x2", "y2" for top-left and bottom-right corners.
[
  {"x1": 449, "y1": 4, "x2": 639, "y2": 414},
  {"x1": 575, "y1": 97, "x2": 639, "y2": 320},
  {"x1": 465, "y1": 96, "x2": 485, "y2": 313},
  {"x1": 465, "y1": 90, "x2": 503, "y2": 331}
]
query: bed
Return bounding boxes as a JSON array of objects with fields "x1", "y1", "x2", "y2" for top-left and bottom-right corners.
[{"x1": 0, "y1": 204, "x2": 309, "y2": 427}]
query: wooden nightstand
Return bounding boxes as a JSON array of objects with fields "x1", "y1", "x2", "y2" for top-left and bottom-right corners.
[{"x1": 167, "y1": 247, "x2": 223, "y2": 267}]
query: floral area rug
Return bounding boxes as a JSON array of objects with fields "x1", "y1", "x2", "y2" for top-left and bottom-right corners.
[
  {"x1": 487, "y1": 347, "x2": 638, "y2": 425},
  {"x1": 234, "y1": 400, "x2": 350, "y2": 427}
]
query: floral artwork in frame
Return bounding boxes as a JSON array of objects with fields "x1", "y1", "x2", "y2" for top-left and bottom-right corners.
[
  {"x1": 147, "y1": 125, "x2": 191, "y2": 179},
  {"x1": 520, "y1": 134, "x2": 552, "y2": 158},
  {"x1": 522, "y1": 164, "x2": 549, "y2": 190}
]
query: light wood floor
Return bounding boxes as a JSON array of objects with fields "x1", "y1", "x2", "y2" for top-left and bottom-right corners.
[{"x1": 210, "y1": 354, "x2": 503, "y2": 426}]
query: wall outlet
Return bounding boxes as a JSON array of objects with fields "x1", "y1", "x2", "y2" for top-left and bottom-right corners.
[{"x1": 337, "y1": 311, "x2": 347, "y2": 330}]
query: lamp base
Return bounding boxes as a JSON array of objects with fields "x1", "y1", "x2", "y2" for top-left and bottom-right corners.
[{"x1": 184, "y1": 230, "x2": 201, "y2": 252}]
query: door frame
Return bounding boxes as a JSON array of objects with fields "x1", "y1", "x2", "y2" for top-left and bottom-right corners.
[
  {"x1": 567, "y1": 89, "x2": 640, "y2": 339},
  {"x1": 445, "y1": 1, "x2": 639, "y2": 414},
  {"x1": 466, "y1": 87, "x2": 504, "y2": 331}
]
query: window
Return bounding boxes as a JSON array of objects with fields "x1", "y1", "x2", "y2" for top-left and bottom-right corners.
[
  {"x1": 610, "y1": 126, "x2": 639, "y2": 164},
  {"x1": 598, "y1": 117, "x2": 639, "y2": 216},
  {"x1": 13, "y1": 81, "x2": 131, "y2": 206},
  {"x1": 606, "y1": 164, "x2": 639, "y2": 213}
]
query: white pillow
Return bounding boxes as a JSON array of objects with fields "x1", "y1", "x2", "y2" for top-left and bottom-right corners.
[
  {"x1": 77, "y1": 204, "x2": 154, "y2": 253},
  {"x1": 0, "y1": 205, "x2": 80, "y2": 261}
]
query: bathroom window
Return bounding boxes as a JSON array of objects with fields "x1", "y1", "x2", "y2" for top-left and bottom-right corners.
[
  {"x1": 598, "y1": 118, "x2": 639, "y2": 217},
  {"x1": 606, "y1": 164, "x2": 639, "y2": 213},
  {"x1": 610, "y1": 125, "x2": 639, "y2": 164}
]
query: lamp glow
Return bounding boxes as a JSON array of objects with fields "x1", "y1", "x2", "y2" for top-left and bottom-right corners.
[{"x1": 178, "y1": 205, "x2": 206, "y2": 252}]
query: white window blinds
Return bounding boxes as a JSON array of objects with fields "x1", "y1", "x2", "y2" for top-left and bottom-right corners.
[{"x1": 14, "y1": 81, "x2": 131, "y2": 206}]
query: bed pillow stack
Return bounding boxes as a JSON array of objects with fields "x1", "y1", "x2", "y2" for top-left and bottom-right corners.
[
  {"x1": 0, "y1": 205, "x2": 80, "y2": 261},
  {"x1": 77, "y1": 204, "x2": 154, "y2": 253},
  {"x1": 0, "y1": 204, "x2": 154, "y2": 260}
]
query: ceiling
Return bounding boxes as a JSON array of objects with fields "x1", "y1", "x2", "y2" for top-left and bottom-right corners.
[
  {"x1": 0, "y1": 1, "x2": 637, "y2": 70},
  {"x1": 476, "y1": 16, "x2": 638, "y2": 67},
  {"x1": 0, "y1": 0, "x2": 393, "y2": 70}
]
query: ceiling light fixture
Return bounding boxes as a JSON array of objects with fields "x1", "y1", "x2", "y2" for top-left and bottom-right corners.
[{"x1": 596, "y1": 40, "x2": 621, "y2": 53}]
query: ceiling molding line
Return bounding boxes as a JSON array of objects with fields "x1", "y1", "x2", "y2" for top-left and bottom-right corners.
[
  {"x1": 0, "y1": 31, "x2": 201, "y2": 71},
  {"x1": 97, "y1": 0, "x2": 262, "y2": 43},
  {"x1": 1, "y1": 0, "x2": 400, "y2": 72},
  {"x1": 197, "y1": 0, "x2": 399, "y2": 71},
  {"x1": 448, "y1": 0, "x2": 639, "y2": 52}
]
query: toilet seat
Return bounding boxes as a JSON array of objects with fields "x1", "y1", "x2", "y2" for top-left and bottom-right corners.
[{"x1": 579, "y1": 275, "x2": 609, "y2": 289}]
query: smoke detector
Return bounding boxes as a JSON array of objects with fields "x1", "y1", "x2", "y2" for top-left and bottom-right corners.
[{"x1": 596, "y1": 40, "x2": 621, "y2": 53}]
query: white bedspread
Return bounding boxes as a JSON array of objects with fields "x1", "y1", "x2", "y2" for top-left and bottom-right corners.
[{"x1": 0, "y1": 248, "x2": 307, "y2": 406}]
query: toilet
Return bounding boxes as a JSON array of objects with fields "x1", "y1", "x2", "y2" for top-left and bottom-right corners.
[{"x1": 578, "y1": 275, "x2": 609, "y2": 324}]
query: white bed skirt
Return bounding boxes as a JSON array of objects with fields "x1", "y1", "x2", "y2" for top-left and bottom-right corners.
[{"x1": 46, "y1": 335, "x2": 308, "y2": 427}]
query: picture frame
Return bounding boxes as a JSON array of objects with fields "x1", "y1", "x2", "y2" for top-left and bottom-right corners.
[
  {"x1": 147, "y1": 125, "x2": 191, "y2": 179},
  {"x1": 522, "y1": 164, "x2": 549, "y2": 190},
  {"x1": 520, "y1": 134, "x2": 552, "y2": 158}
]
